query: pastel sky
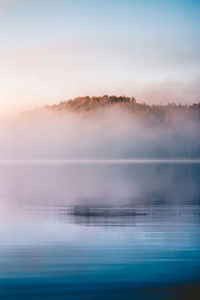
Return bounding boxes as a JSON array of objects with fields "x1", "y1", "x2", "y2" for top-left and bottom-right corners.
[{"x1": 0, "y1": 0, "x2": 200, "y2": 116}]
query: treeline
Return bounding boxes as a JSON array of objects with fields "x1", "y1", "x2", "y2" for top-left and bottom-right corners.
[
  {"x1": 46, "y1": 95, "x2": 200, "y2": 122},
  {"x1": 16, "y1": 95, "x2": 200, "y2": 158}
]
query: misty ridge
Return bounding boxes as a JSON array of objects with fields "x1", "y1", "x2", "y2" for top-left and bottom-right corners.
[{"x1": 0, "y1": 95, "x2": 200, "y2": 160}]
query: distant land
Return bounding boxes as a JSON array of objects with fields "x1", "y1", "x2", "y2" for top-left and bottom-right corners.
[
  {"x1": 2, "y1": 95, "x2": 199, "y2": 160},
  {"x1": 42, "y1": 95, "x2": 200, "y2": 122}
]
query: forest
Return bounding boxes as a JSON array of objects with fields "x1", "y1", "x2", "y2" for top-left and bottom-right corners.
[
  {"x1": 45, "y1": 95, "x2": 200, "y2": 123},
  {"x1": 7, "y1": 95, "x2": 198, "y2": 159}
]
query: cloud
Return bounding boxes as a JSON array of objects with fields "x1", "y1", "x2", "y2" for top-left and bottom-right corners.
[{"x1": 136, "y1": 77, "x2": 200, "y2": 104}]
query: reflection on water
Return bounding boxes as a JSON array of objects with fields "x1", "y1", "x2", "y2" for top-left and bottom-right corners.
[{"x1": 0, "y1": 162, "x2": 200, "y2": 299}]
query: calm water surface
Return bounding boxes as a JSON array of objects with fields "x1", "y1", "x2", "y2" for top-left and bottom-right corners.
[{"x1": 0, "y1": 162, "x2": 200, "y2": 299}]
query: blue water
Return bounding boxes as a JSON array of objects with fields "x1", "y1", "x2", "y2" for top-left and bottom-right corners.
[{"x1": 0, "y1": 162, "x2": 200, "y2": 299}]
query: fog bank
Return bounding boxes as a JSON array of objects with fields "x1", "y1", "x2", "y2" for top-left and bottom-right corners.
[{"x1": 0, "y1": 107, "x2": 199, "y2": 159}]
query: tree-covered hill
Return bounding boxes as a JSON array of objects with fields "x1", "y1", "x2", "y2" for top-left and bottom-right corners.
[
  {"x1": 46, "y1": 95, "x2": 200, "y2": 122},
  {"x1": 5, "y1": 95, "x2": 200, "y2": 159}
]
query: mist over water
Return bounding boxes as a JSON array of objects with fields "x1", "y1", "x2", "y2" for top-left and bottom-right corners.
[
  {"x1": 1, "y1": 0, "x2": 200, "y2": 297},
  {"x1": 0, "y1": 107, "x2": 199, "y2": 159},
  {"x1": 1, "y1": 162, "x2": 200, "y2": 207},
  {"x1": 0, "y1": 162, "x2": 200, "y2": 300},
  {"x1": 0, "y1": 108, "x2": 200, "y2": 299}
]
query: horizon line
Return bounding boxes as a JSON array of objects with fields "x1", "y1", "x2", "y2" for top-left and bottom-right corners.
[{"x1": 0, "y1": 159, "x2": 200, "y2": 164}]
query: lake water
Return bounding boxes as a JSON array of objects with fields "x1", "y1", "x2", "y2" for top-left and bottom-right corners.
[{"x1": 0, "y1": 161, "x2": 200, "y2": 299}]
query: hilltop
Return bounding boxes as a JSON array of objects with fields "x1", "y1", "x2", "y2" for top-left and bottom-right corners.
[
  {"x1": 4, "y1": 95, "x2": 200, "y2": 159},
  {"x1": 45, "y1": 95, "x2": 200, "y2": 122}
]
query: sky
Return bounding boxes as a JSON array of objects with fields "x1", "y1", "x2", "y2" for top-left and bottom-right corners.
[{"x1": 0, "y1": 0, "x2": 200, "y2": 117}]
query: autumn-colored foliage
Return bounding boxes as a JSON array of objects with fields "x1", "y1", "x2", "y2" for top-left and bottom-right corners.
[{"x1": 46, "y1": 95, "x2": 200, "y2": 122}]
